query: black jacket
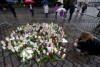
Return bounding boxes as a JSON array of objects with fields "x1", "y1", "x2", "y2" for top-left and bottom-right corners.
[
  {"x1": 77, "y1": 38, "x2": 100, "y2": 55},
  {"x1": 64, "y1": 0, "x2": 76, "y2": 6}
]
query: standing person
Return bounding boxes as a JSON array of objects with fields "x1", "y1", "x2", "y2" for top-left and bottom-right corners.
[
  {"x1": 0, "y1": 0, "x2": 7, "y2": 10},
  {"x1": 57, "y1": 0, "x2": 63, "y2": 7},
  {"x1": 76, "y1": 2, "x2": 82, "y2": 13},
  {"x1": 6, "y1": 0, "x2": 17, "y2": 17},
  {"x1": 42, "y1": 0, "x2": 49, "y2": 18},
  {"x1": 81, "y1": 3, "x2": 87, "y2": 15},
  {"x1": 54, "y1": 0, "x2": 63, "y2": 12},
  {"x1": 24, "y1": 0, "x2": 35, "y2": 17},
  {"x1": 74, "y1": 32, "x2": 100, "y2": 55},
  {"x1": 55, "y1": 2, "x2": 66, "y2": 21},
  {"x1": 63, "y1": 0, "x2": 76, "y2": 22}
]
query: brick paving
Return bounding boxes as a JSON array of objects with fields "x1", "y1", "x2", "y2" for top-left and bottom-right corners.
[{"x1": 0, "y1": 7, "x2": 100, "y2": 67}]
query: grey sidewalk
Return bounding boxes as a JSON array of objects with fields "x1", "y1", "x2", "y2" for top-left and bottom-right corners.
[{"x1": 0, "y1": 7, "x2": 100, "y2": 67}]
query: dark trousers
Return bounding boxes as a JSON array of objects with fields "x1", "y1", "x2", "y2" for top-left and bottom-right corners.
[
  {"x1": 26, "y1": 4, "x2": 34, "y2": 17},
  {"x1": 82, "y1": 9, "x2": 86, "y2": 14},
  {"x1": 8, "y1": 4, "x2": 16, "y2": 17},
  {"x1": 97, "y1": 11, "x2": 100, "y2": 17},
  {"x1": 30, "y1": 9, "x2": 34, "y2": 16},
  {"x1": 64, "y1": 5, "x2": 75, "y2": 20},
  {"x1": 45, "y1": 13, "x2": 48, "y2": 18}
]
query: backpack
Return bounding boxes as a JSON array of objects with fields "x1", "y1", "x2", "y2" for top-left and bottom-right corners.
[{"x1": 24, "y1": 0, "x2": 33, "y2": 4}]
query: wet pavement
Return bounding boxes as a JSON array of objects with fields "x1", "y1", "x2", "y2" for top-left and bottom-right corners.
[{"x1": 0, "y1": 7, "x2": 100, "y2": 67}]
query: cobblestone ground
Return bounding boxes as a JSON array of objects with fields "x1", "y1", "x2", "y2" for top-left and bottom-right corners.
[{"x1": 0, "y1": 8, "x2": 100, "y2": 67}]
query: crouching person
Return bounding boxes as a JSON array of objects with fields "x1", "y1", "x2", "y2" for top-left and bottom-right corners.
[{"x1": 74, "y1": 32, "x2": 100, "y2": 55}]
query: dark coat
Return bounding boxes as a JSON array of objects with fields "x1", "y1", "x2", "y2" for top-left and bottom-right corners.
[
  {"x1": 41, "y1": 0, "x2": 49, "y2": 5},
  {"x1": 77, "y1": 38, "x2": 100, "y2": 55},
  {"x1": 64, "y1": 0, "x2": 76, "y2": 6},
  {"x1": 82, "y1": 4, "x2": 87, "y2": 12}
]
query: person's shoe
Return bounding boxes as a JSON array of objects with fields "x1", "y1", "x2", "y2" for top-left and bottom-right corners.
[
  {"x1": 3, "y1": 8, "x2": 6, "y2": 10},
  {"x1": 14, "y1": 15, "x2": 17, "y2": 18},
  {"x1": 68, "y1": 20, "x2": 70, "y2": 23}
]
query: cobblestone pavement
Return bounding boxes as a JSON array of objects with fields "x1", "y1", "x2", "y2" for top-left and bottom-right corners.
[{"x1": 0, "y1": 7, "x2": 100, "y2": 67}]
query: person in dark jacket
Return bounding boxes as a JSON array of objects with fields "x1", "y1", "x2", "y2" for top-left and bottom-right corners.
[
  {"x1": 74, "y1": 32, "x2": 100, "y2": 55},
  {"x1": 6, "y1": 0, "x2": 17, "y2": 17},
  {"x1": 81, "y1": 3, "x2": 87, "y2": 15},
  {"x1": 24, "y1": 0, "x2": 35, "y2": 17},
  {"x1": 0, "y1": 0, "x2": 7, "y2": 10},
  {"x1": 63, "y1": 0, "x2": 76, "y2": 22}
]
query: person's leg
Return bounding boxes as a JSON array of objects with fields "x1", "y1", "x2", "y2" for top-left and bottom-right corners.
[
  {"x1": 29, "y1": 6, "x2": 34, "y2": 17},
  {"x1": 9, "y1": 4, "x2": 17, "y2": 17},
  {"x1": 44, "y1": 5, "x2": 49, "y2": 18},
  {"x1": 97, "y1": 11, "x2": 100, "y2": 17},
  {"x1": 0, "y1": 4, "x2": 3, "y2": 10},
  {"x1": 29, "y1": 4, "x2": 34, "y2": 17},
  {"x1": 30, "y1": 9, "x2": 34, "y2": 16},
  {"x1": 64, "y1": 5, "x2": 69, "y2": 19},
  {"x1": 55, "y1": 12, "x2": 57, "y2": 19},
  {"x1": 45, "y1": 13, "x2": 48, "y2": 18},
  {"x1": 68, "y1": 6, "x2": 75, "y2": 21}
]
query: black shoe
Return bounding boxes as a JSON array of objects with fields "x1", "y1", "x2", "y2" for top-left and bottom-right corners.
[
  {"x1": 14, "y1": 15, "x2": 17, "y2": 17},
  {"x1": 68, "y1": 20, "x2": 70, "y2": 23}
]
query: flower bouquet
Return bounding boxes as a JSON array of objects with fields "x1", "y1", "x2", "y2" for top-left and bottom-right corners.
[{"x1": 1, "y1": 23, "x2": 68, "y2": 65}]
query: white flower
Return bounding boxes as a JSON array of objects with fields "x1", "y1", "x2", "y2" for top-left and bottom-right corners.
[
  {"x1": 5, "y1": 37, "x2": 10, "y2": 42},
  {"x1": 49, "y1": 39, "x2": 52, "y2": 43},
  {"x1": 21, "y1": 51, "x2": 28, "y2": 62},
  {"x1": 19, "y1": 36, "x2": 23, "y2": 41},
  {"x1": 17, "y1": 27, "x2": 22, "y2": 31},
  {"x1": 38, "y1": 36, "x2": 41, "y2": 39},
  {"x1": 37, "y1": 51, "x2": 40, "y2": 55},
  {"x1": 27, "y1": 54, "x2": 32, "y2": 59},
  {"x1": 53, "y1": 48, "x2": 58, "y2": 53},
  {"x1": 58, "y1": 51, "x2": 61, "y2": 55},
  {"x1": 12, "y1": 31, "x2": 15, "y2": 34},
  {"x1": 2, "y1": 46, "x2": 6, "y2": 49},
  {"x1": 63, "y1": 49, "x2": 66, "y2": 52},
  {"x1": 7, "y1": 45, "x2": 13, "y2": 50},
  {"x1": 25, "y1": 34, "x2": 29, "y2": 38},
  {"x1": 1, "y1": 40, "x2": 6, "y2": 46},
  {"x1": 43, "y1": 50, "x2": 46, "y2": 54},
  {"x1": 35, "y1": 35, "x2": 37, "y2": 38},
  {"x1": 37, "y1": 59, "x2": 40, "y2": 62},
  {"x1": 62, "y1": 54, "x2": 66, "y2": 58},
  {"x1": 26, "y1": 47, "x2": 33, "y2": 54},
  {"x1": 47, "y1": 46, "x2": 52, "y2": 53},
  {"x1": 60, "y1": 47, "x2": 63, "y2": 50},
  {"x1": 61, "y1": 38, "x2": 68, "y2": 44},
  {"x1": 18, "y1": 44, "x2": 23, "y2": 48},
  {"x1": 13, "y1": 41, "x2": 17, "y2": 46},
  {"x1": 8, "y1": 42, "x2": 12, "y2": 46},
  {"x1": 30, "y1": 41, "x2": 34, "y2": 46},
  {"x1": 34, "y1": 43, "x2": 38, "y2": 48},
  {"x1": 14, "y1": 46, "x2": 19, "y2": 52},
  {"x1": 46, "y1": 52, "x2": 49, "y2": 55},
  {"x1": 11, "y1": 48, "x2": 15, "y2": 52},
  {"x1": 10, "y1": 37, "x2": 15, "y2": 41},
  {"x1": 15, "y1": 36, "x2": 19, "y2": 40},
  {"x1": 20, "y1": 51, "x2": 26, "y2": 57}
]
